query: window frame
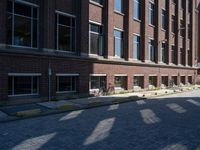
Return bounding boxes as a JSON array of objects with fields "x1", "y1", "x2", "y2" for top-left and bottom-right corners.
[
  {"x1": 133, "y1": 0, "x2": 141, "y2": 20},
  {"x1": 89, "y1": 21, "x2": 104, "y2": 56},
  {"x1": 114, "y1": 28, "x2": 124, "y2": 58},
  {"x1": 8, "y1": 73, "x2": 41, "y2": 97},
  {"x1": 7, "y1": 0, "x2": 39, "y2": 49},
  {"x1": 56, "y1": 74, "x2": 79, "y2": 94},
  {"x1": 133, "y1": 34, "x2": 141, "y2": 60},
  {"x1": 55, "y1": 11, "x2": 76, "y2": 53},
  {"x1": 89, "y1": 74, "x2": 107, "y2": 91}
]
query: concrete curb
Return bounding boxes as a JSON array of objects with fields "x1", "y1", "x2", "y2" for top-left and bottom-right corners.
[{"x1": 16, "y1": 109, "x2": 41, "y2": 117}]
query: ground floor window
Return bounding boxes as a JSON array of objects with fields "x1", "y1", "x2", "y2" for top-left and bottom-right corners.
[
  {"x1": 90, "y1": 76, "x2": 106, "y2": 90},
  {"x1": 171, "y1": 76, "x2": 178, "y2": 86},
  {"x1": 56, "y1": 75, "x2": 78, "y2": 93},
  {"x1": 133, "y1": 76, "x2": 144, "y2": 88},
  {"x1": 188, "y1": 76, "x2": 193, "y2": 84},
  {"x1": 8, "y1": 75, "x2": 39, "y2": 96},
  {"x1": 161, "y1": 76, "x2": 168, "y2": 87},
  {"x1": 114, "y1": 76, "x2": 127, "y2": 90},
  {"x1": 149, "y1": 76, "x2": 157, "y2": 87},
  {"x1": 180, "y1": 76, "x2": 185, "y2": 85}
]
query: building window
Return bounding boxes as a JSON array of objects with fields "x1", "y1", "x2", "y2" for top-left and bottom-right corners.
[
  {"x1": 56, "y1": 75, "x2": 78, "y2": 93},
  {"x1": 161, "y1": 42, "x2": 167, "y2": 63},
  {"x1": 114, "y1": 76, "x2": 127, "y2": 90},
  {"x1": 161, "y1": 76, "x2": 168, "y2": 87},
  {"x1": 188, "y1": 24, "x2": 191, "y2": 39},
  {"x1": 180, "y1": 48, "x2": 184, "y2": 65},
  {"x1": 133, "y1": 76, "x2": 144, "y2": 88},
  {"x1": 171, "y1": 76, "x2": 178, "y2": 85},
  {"x1": 8, "y1": 75, "x2": 39, "y2": 96},
  {"x1": 171, "y1": 45, "x2": 176, "y2": 64},
  {"x1": 90, "y1": 76, "x2": 106, "y2": 90},
  {"x1": 133, "y1": 34, "x2": 141, "y2": 60},
  {"x1": 56, "y1": 13, "x2": 76, "y2": 52},
  {"x1": 149, "y1": 39, "x2": 155, "y2": 62},
  {"x1": 161, "y1": 9, "x2": 166, "y2": 30},
  {"x1": 149, "y1": 1, "x2": 155, "y2": 25},
  {"x1": 114, "y1": 0, "x2": 123, "y2": 13},
  {"x1": 7, "y1": 1, "x2": 38, "y2": 48},
  {"x1": 114, "y1": 29, "x2": 123, "y2": 58},
  {"x1": 180, "y1": 19, "x2": 184, "y2": 37},
  {"x1": 89, "y1": 23, "x2": 103, "y2": 55},
  {"x1": 171, "y1": 15, "x2": 175, "y2": 34},
  {"x1": 180, "y1": 76, "x2": 185, "y2": 85},
  {"x1": 90, "y1": 0, "x2": 102, "y2": 5},
  {"x1": 133, "y1": 0, "x2": 141, "y2": 20},
  {"x1": 149, "y1": 76, "x2": 157, "y2": 87},
  {"x1": 188, "y1": 76, "x2": 193, "y2": 84}
]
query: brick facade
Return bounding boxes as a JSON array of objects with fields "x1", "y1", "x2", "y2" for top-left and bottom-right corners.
[{"x1": 0, "y1": 0, "x2": 199, "y2": 105}]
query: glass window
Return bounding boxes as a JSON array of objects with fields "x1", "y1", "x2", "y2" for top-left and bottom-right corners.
[
  {"x1": 89, "y1": 23, "x2": 103, "y2": 55},
  {"x1": 149, "y1": 76, "x2": 157, "y2": 86},
  {"x1": 90, "y1": 76, "x2": 106, "y2": 90},
  {"x1": 161, "y1": 42, "x2": 167, "y2": 63},
  {"x1": 171, "y1": 45, "x2": 176, "y2": 64},
  {"x1": 114, "y1": 30, "x2": 123, "y2": 58},
  {"x1": 8, "y1": 76, "x2": 39, "y2": 96},
  {"x1": 7, "y1": 1, "x2": 38, "y2": 48},
  {"x1": 56, "y1": 13, "x2": 76, "y2": 52},
  {"x1": 161, "y1": 76, "x2": 168, "y2": 86},
  {"x1": 161, "y1": 9, "x2": 166, "y2": 30},
  {"x1": 56, "y1": 76, "x2": 78, "y2": 92},
  {"x1": 180, "y1": 48, "x2": 184, "y2": 65},
  {"x1": 133, "y1": 0, "x2": 141, "y2": 20},
  {"x1": 114, "y1": 76, "x2": 127, "y2": 89},
  {"x1": 149, "y1": 39, "x2": 155, "y2": 62},
  {"x1": 114, "y1": 0, "x2": 122, "y2": 13},
  {"x1": 171, "y1": 15, "x2": 176, "y2": 34},
  {"x1": 149, "y1": 1, "x2": 154, "y2": 25},
  {"x1": 133, "y1": 35, "x2": 141, "y2": 60},
  {"x1": 180, "y1": 20, "x2": 184, "y2": 37},
  {"x1": 133, "y1": 76, "x2": 144, "y2": 88},
  {"x1": 91, "y1": 0, "x2": 102, "y2": 4}
]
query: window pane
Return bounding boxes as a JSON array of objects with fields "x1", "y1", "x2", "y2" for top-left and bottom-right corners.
[
  {"x1": 59, "y1": 15, "x2": 71, "y2": 26},
  {"x1": 14, "y1": 2, "x2": 31, "y2": 17},
  {"x1": 14, "y1": 76, "x2": 32, "y2": 95},
  {"x1": 7, "y1": 13, "x2": 12, "y2": 45},
  {"x1": 14, "y1": 16, "x2": 31, "y2": 47},
  {"x1": 115, "y1": 76, "x2": 126, "y2": 89},
  {"x1": 32, "y1": 19, "x2": 38, "y2": 48},
  {"x1": 57, "y1": 76, "x2": 77, "y2": 92},
  {"x1": 134, "y1": 0, "x2": 140, "y2": 19},
  {"x1": 90, "y1": 33, "x2": 99, "y2": 54},
  {"x1": 58, "y1": 26, "x2": 71, "y2": 51},
  {"x1": 32, "y1": 76, "x2": 38, "y2": 93},
  {"x1": 115, "y1": 0, "x2": 122, "y2": 12}
]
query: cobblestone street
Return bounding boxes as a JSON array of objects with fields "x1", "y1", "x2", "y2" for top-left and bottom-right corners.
[{"x1": 0, "y1": 90, "x2": 200, "y2": 150}]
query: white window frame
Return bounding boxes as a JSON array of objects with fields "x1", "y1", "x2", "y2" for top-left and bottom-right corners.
[
  {"x1": 56, "y1": 74, "x2": 79, "y2": 94},
  {"x1": 89, "y1": 74, "x2": 107, "y2": 91},
  {"x1": 8, "y1": 73, "x2": 41, "y2": 97}
]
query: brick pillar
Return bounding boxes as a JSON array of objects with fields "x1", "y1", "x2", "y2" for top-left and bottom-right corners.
[
  {"x1": 184, "y1": 0, "x2": 188, "y2": 66},
  {"x1": 127, "y1": 75, "x2": 133, "y2": 90},
  {"x1": 144, "y1": 75, "x2": 149, "y2": 89},
  {"x1": 41, "y1": 0, "x2": 56, "y2": 50},
  {"x1": 191, "y1": 0, "x2": 196, "y2": 67},
  {"x1": 155, "y1": 0, "x2": 161, "y2": 63},
  {"x1": 124, "y1": 0, "x2": 133, "y2": 60},
  {"x1": 167, "y1": 0, "x2": 172, "y2": 64},
  {"x1": 80, "y1": 0, "x2": 89, "y2": 56},
  {"x1": 175, "y1": 0, "x2": 180, "y2": 65},
  {"x1": 105, "y1": 0, "x2": 114, "y2": 58},
  {"x1": 141, "y1": 0, "x2": 149, "y2": 62},
  {"x1": 0, "y1": 0, "x2": 7, "y2": 46}
]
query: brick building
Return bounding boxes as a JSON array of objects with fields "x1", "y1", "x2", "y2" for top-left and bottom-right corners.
[{"x1": 0, "y1": 0, "x2": 200, "y2": 105}]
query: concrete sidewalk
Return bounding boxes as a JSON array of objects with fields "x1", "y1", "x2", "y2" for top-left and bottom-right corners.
[{"x1": 0, "y1": 85, "x2": 199, "y2": 123}]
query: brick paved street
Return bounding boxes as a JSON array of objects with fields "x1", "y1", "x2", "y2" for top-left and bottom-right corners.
[{"x1": 0, "y1": 90, "x2": 200, "y2": 150}]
